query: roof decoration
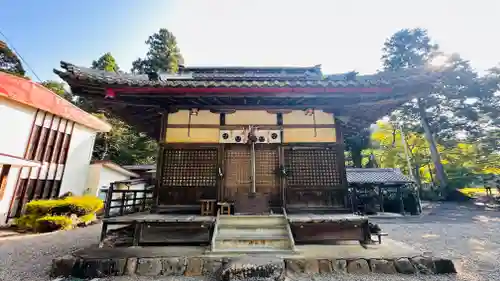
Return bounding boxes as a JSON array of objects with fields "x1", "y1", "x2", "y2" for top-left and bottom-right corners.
[{"x1": 346, "y1": 168, "x2": 414, "y2": 184}]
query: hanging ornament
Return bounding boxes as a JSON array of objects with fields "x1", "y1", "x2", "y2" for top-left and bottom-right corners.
[
  {"x1": 187, "y1": 108, "x2": 199, "y2": 137},
  {"x1": 304, "y1": 108, "x2": 317, "y2": 137}
]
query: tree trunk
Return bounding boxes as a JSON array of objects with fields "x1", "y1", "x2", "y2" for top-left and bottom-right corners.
[
  {"x1": 351, "y1": 149, "x2": 363, "y2": 168},
  {"x1": 417, "y1": 98, "x2": 447, "y2": 189},
  {"x1": 414, "y1": 164, "x2": 422, "y2": 186}
]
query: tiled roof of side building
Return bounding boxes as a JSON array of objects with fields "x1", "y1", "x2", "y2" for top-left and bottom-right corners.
[{"x1": 346, "y1": 168, "x2": 414, "y2": 184}]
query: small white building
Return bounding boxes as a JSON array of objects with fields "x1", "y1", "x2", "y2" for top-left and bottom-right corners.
[
  {"x1": 0, "y1": 72, "x2": 111, "y2": 224},
  {"x1": 84, "y1": 161, "x2": 139, "y2": 200}
]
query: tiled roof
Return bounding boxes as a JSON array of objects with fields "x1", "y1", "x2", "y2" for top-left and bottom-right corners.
[
  {"x1": 346, "y1": 168, "x2": 413, "y2": 184},
  {"x1": 54, "y1": 61, "x2": 397, "y2": 88}
]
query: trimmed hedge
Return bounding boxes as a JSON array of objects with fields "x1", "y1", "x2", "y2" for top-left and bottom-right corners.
[
  {"x1": 35, "y1": 215, "x2": 73, "y2": 232},
  {"x1": 15, "y1": 196, "x2": 103, "y2": 232}
]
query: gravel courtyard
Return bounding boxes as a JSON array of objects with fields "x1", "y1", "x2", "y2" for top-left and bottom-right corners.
[{"x1": 0, "y1": 202, "x2": 499, "y2": 281}]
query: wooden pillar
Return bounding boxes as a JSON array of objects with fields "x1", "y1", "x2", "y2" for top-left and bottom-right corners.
[
  {"x1": 378, "y1": 184, "x2": 384, "y2": 212},
  {"x1": 398, "y1": 185, "x2": 405, "y2": 215},
  {"x1": 152, "y1": 112, "x2": 168, "y2": 213}
]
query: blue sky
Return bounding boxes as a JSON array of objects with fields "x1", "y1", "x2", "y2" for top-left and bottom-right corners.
[{"x1": 1, "y1": 0, "x2": 499, "y2": 82}]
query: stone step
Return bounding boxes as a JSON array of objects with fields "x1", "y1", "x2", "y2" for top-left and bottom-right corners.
[
  {"x1": 215, "y1": 233, "x2": 289, "y2": 241},
  {"x1": 217, "y1": 223, "x2": 288, "y2": 229},
  {"x1": 209, "y1": 247, "x2": 296, "y2": 255},
  {"x1": 217, "y1": 215, "x2": 287, "y2": 227},
  {"x1": 213, "y1": 238, "x2": 292, "y2": 250},
  {"x1": 217, "y1": 227, "x2": 289, "y2": 237}
]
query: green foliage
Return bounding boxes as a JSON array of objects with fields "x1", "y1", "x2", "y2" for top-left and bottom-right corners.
[
  {"x1": 91, "y1": 109, "x2": 157, "y2": 165},
  {"x1": 14, "y1": 196, "x2": 103, "y2": 232},
  {"x1": 131, "y1": 28, "x2": 184, "y2": 74},
  {"x1": 61, "y1": 52, "x2": 158, "y2": 165},
  {"x1": 0, "y1": 40, "x2": 25, "y2": 77},
  {"x1": 14, "y1": 214, "x2": 38, "y2": 230},
  {"x1": 382, "y1": 28, "x2": 438, "y2": 71},
  {"x1": 25, "y1": 196, "x2": 103, "y2": 216},
  {"x1": 370, "y1": 121, "x2": 500, "y2": 193},
  {"x1": 35, "y1": 215, "x2": 73, "y2": 232},
  {"x1": 92, "y1": 52, "x2": 120, "y2": 72},
  {"x1": 41, "y1": 80, "x2": 74, "y2": 101},
  {"x1": 79, "y1": 213, "x2": 96, "y2": 224}
]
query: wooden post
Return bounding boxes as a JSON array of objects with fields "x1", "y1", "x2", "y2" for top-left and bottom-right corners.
[
  {"x1": 398, "y1": 185, "x2": 405, "y2": 215},
  {"x1": 378, "y1": 185, "x2": 384, "y2": 212},
  {"x1": 99, "y1": 182, "x2": 114, "y2": 248},
  {"x1": 132, "y1": 222, "x2": 142, "y2": 246},
  {"x1": 152, "y1": 112, "x2": 168, "y2": 213}
]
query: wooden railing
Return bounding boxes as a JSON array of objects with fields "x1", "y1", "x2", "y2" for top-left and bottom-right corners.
[{"x1": 103, "y1": 179, "x2": 154, "y2": 218}]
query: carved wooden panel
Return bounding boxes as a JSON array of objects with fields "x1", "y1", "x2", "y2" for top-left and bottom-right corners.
[{"x1": 159, "y1": 148, "x2": 218, "y2": 205}]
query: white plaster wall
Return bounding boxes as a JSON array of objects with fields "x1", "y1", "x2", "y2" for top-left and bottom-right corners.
[
  {"x1": 87, "y1": 165, "x2": 131, "y2": 200},
  {"x1": 0, "y1": 98, "x2": 36, "y2": 157},
  {"x1": 59, "y1": 123, "x2": 96, "y2": 196},
  {"x1": 97, "y1": 167, "x2": 131, "y2": 193},
  {"x1": 0, "y1": 98, "x2": 36, "y2": 225},
  {"x1": 84, "y1": 164, "x2": 101, "y2": 196}
]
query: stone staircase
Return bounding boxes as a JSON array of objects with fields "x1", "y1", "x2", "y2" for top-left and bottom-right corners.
[{"x1": 209, "y1": 214, "x2": 296, "y2": 254}]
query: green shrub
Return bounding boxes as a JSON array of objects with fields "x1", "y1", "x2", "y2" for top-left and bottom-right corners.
[
  {"x1": 24, "y1": 196, "x2": 104, "y2": 216},
  {"x1": 35, "y1": 215, "x2": 73, "y2": 232},
  {"x1": 79, "y1": 213, "x2": 96, "y2": 224},
  {"x1": 15, "y1": 196, "x2": 103, "y2": 232},
  {"x1": 14, "y1": 214, "x2": 38, "y2": 230},
  {"x1": 64, "y1": 196, "x2": 103, "y2": 216}
]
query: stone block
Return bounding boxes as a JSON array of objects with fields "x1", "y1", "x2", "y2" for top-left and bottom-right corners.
[
  {"x1": 347, "y1": 259, "x2": 370, "y2": 274},
  {"x1": 125, "y1": 258, "x2": 137, "y2": 275},
  {"x1": 331, "y1": 259, "x2": 347, "y2": 273},
  {"x1": 394, "y1": 258, "x2": 416, "y2": 274},
  {"x1": 411, "y1": 256, "x2": 435, "y2": 274},
  {"x1": 79, "y1": 258, "x2": 126, "y2": 278},
  {"x1": 433, "y1": 258, "x2": 457, "y2": 274},
  {"x1": 220, "y1": 256, "x2": 285, "y2": 281},
  {"x1": 185, "y1": 257, "x2": 204, "y2": 276},
  {"x1": 285, "y1": 259, "x2": 319, "y2": 274},
  {"x1": 285, "y1": 259, "x2": 303, "y2": 274},
  {"x1": 136, "y1": 258, "x2": 162, "y2": 276},
  {"x1": 369, "y1": 259, "x2": 397, "y2": 274},
  {"x1": 161, "y1": 257, "x2": 187, "y2": 276},
  {"x1": 51, "y1": 255, "x2": 77, "y2": 277},
  {"x1": 202, "y1": 258, "x2": 224, "y2": 276},
  {"x1": 318, "y1": 259, "x2": 332, "y2": 273}
]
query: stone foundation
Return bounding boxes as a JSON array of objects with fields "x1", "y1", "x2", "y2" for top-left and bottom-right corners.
[{"x1": 52, "y1": 254, "x2": 456, "y2": 278}]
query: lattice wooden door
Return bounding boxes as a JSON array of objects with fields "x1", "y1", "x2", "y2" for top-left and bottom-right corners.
[
  {"x1": 223, "y1": 145, "x2": 280, "y2": 210},
  {"x1": 223, "y1": 145, "x2": 251, "y2": 201},
  {"x1": 255, "y1": 145, "x2": 280, "y2": 207},
  {"x1": 159, "y1": 147, "x2": 218, "y2": 205},
  {"x1": 284, "y1": 148, "x2": 346, "y2": 208}
]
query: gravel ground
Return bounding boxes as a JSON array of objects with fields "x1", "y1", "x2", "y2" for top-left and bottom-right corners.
[
  {"x1": 0, "y1": 224, "x2": 102, "y2": 281},
  {"x1": 1, "y1": 202, "x2": 499, "y2": 281}
]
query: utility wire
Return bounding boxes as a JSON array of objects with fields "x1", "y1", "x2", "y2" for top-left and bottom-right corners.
[{"x1": 0, "y1": 29, "x2": 42, "y2": 82}]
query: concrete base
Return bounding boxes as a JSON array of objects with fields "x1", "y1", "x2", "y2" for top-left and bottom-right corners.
[{"x1": 51, "y1": 238, "x2": 456, "y2": 278}]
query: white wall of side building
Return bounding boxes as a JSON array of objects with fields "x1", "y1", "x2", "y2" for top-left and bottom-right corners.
[
  {"x1": 0, "y1": 98, "x2": 37, "y2": 225},
  {"x1": 59, "y1": 123, "x2": 96, "y2": 196},
  {"x1": 0, "y1": 97, "x2": 101, "y2": 225},
  {"x1": 85, "y1": 165, "x2": 133, "y2": 200}
]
